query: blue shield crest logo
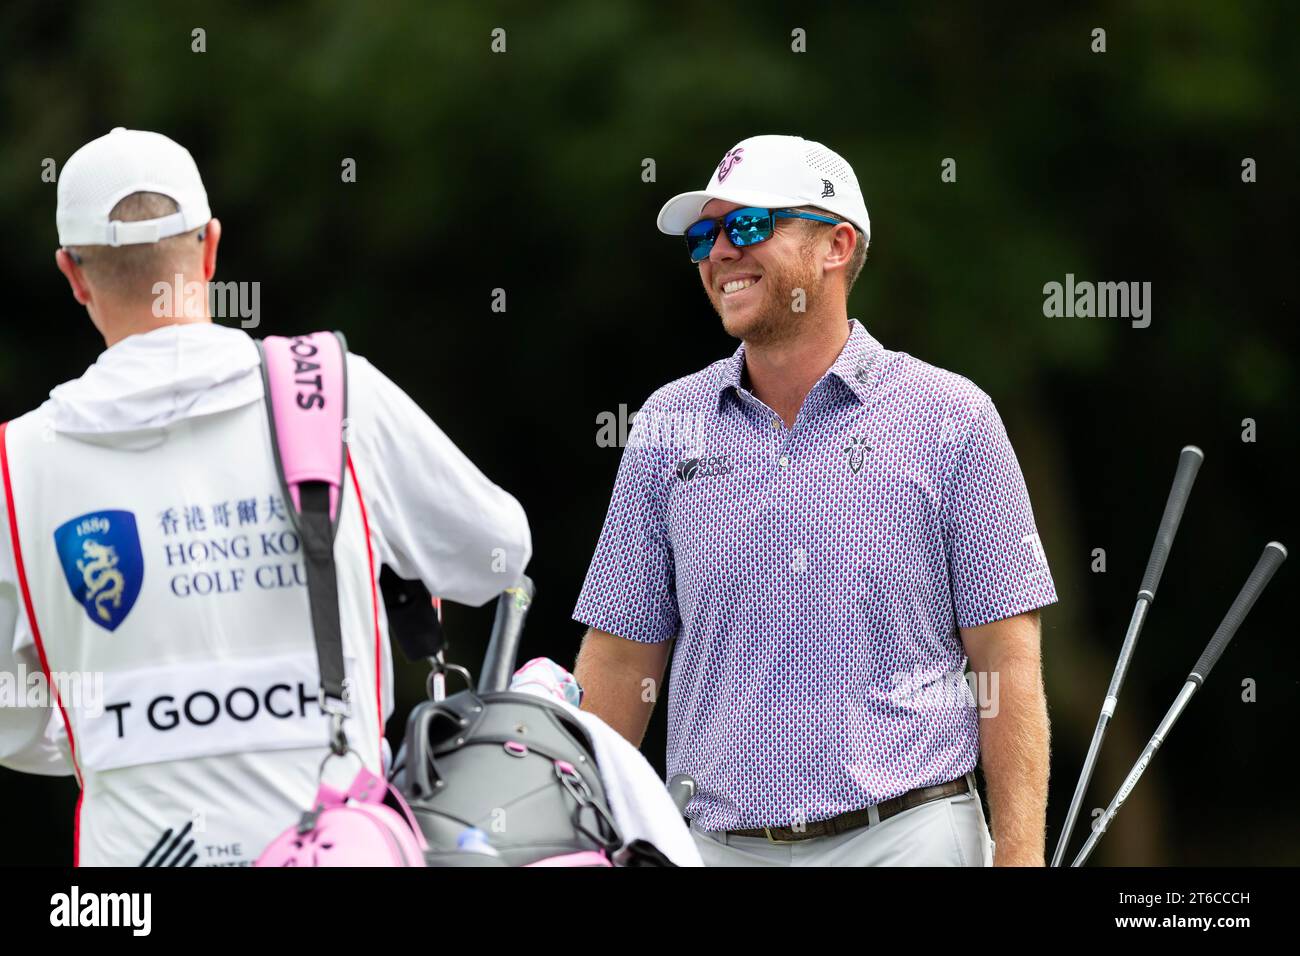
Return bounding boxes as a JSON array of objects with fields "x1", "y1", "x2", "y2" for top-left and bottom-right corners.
[{"x1": 53, "y1": 510, "x2": 144, "y2": 632}]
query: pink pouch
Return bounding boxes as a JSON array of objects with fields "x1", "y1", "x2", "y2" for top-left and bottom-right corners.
[{"x1": 256, "y1": 767, "x2": 428, "y2": 867}]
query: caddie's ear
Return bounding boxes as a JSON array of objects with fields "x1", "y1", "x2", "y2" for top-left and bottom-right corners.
[
  {"x1": 55, "y1": 247, "x2": 92, "y2": 305},
  {"x1": 201, "y1": 218, "x2": 222, "y2": 281}
]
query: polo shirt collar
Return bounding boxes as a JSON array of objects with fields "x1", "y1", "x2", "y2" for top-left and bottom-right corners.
[
  {"x1": 828, "y1": 318, "x2": 885, "y2": 404},
  {"x1": 716, "y1": 318, "x2": 884, "y2": 407}
]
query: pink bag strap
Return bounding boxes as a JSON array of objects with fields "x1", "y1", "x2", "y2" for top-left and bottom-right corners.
[
  {"x1": 256, "y1": 332, "x2": 349, "y2": 531},
  {"x1": 256, "y1": 332, "x2": 351, "y2": 748}
]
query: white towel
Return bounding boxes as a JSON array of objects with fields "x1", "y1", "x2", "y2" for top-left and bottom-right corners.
[{"x1": 510, "y1": 659, "x2": 703, "y2": 867}]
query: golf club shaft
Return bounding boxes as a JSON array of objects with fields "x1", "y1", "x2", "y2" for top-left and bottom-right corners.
[
  {"x1": 1071, "y1": 541, "x2": 1286, "y2": 866},
  {"x1": 1050, "y1": 445, "x2": 1202, "y2": 866},
  {"x1": 1071, "y1": 681, "x2": 1195, "y2": 866},
  {"x1": 478, "y1": 575, "x2": 536, "y2": 694}
]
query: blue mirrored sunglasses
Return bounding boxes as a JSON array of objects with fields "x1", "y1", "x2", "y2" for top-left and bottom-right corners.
[{"x1": 685, "y1": 207, "x2": 842, "y2": 262}]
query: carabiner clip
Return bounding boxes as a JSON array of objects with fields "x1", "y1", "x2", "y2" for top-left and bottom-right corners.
[
  {"x1": 319, "y1": 692, "x2": 350, "y2": 756},
  {"x1": 554, "y1": 760, "x2": 594, "y2": 808},
  {"x1": 328, "y1": 711, "x2": 348, "y2": 756}
]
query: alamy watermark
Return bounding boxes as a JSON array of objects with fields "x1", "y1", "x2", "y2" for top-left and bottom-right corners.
[
  {"x1": 596, "y1": 403, "x2": 710, "y2": 450},
  {"x1": 0, "y1": 664, "x2": 104, "y2": 717},
  {"x1": 888, "y1": 667, "x2": 1000, "y2": 718},
  {"x1": 152, "y1": 273, "x2": 260, "y2": 329},
  {"x1": 1042, "y1": 273, "x2": 1150, "y2": 328},
  {"x1": 50, "y1": 886, "x2": 151, "y2": 936}
]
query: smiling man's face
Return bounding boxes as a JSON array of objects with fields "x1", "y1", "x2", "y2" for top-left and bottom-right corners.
[{"x1": 696, "y1": 199, "x2": 825, "y2": 347}]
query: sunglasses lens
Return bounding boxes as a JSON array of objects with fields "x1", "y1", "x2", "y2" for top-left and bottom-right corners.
[
  {"x1": 686, "y1": 219, "x2": 718, "y2": 262},
  {"x1": 725, "y1": 208, "x2": 774, "y2": 248}
]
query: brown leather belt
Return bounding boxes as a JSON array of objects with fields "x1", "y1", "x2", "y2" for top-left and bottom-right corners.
[{"x1": 725, "y1": 773, "x2": 974, "y2": 844}]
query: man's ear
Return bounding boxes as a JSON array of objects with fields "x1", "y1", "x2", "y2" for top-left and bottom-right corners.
[
  {"x1": 823, "y1": 222, "x2": 856, "y2": 277},
  {"x1": 55, "y1": 248, "x2": 92, "y2": 305},
  {"x1": 201, "y1": 218, "x2": 222, "y2": 281}
]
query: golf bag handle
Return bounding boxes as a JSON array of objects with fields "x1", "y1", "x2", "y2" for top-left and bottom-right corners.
[
  {"x1": 1189, "y1": 542, "x2": 1286, "y2": 685},
  {"x1": 1138, "y1": 445, "x2": 1202, "y2": 603},
  {"x1": 479, "y1": 576, "x2": 536, "y2": 694},
  {"x1": 402, "y1": 701, "x2": 442, "y2": 800}
]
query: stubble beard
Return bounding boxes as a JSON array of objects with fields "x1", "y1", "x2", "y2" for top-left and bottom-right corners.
[{"x1": 708, "y1": 247, "x2": 822, "y2": 349}]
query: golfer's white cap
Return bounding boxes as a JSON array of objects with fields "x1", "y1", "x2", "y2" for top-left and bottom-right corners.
[
  {"x1": 57, "y1": 127, "x2": 211, "y2": 247},
  {"x1": 657, "y1": 134, "x2": 870, "y2": 242}
]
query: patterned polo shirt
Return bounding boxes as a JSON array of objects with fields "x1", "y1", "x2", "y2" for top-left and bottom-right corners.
[{"x1": 573, "y1": 318, "x2": 1057, "y2": 831}]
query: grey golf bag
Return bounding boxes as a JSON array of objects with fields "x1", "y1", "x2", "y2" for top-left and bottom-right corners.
[{"x1": 387, "y1": 576, "x2": 662, "y2": 866}]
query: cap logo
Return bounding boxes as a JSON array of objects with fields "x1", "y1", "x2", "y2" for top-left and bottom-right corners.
[
  {"x1": 820, "y1": 179, "x2": 835, "y2": 198},
  {"x1": 716, "y1": 147, "x2": 744, "y2": 183}
]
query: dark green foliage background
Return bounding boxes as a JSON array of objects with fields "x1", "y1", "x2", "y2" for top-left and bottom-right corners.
[{"x1": 0, "y1": 2, "x2": 1295, "y2": 864}]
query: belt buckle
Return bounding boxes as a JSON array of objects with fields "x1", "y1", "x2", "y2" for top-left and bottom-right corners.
[{"x1": 762, "y1": 826, "x2": 801, "y2": 845}]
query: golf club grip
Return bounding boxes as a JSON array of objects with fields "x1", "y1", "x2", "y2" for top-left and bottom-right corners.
[
  {"x1": 1188, "y1": 543, "x2": 1286, "y2": 684},
  {"x1": 479, "y1": 575, "x2": 536, "y2": 694},
  {"x1": 1138, "y1": 445, "x2": 1203, "y2": 602},
  {"x1": 667, "y1": 775, "x2": 696, "y2": 815}
]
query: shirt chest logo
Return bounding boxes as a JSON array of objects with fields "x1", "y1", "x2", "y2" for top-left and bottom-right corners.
[
  {"x1": 676, "y1": 455, "x2": 734, "y2": 482},
  {"x1": 843, "y1": 436, "x2": 872, "y2": 474}
]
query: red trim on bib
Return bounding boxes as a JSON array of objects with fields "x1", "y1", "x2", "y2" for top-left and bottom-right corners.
[
  {"x1": 73, "y1": 791, "x2": 83, "y2": 867},
  {"x1": 346, "y1": 453, "x2": 384, "y2": 758},
  {"x1": 1, "y1": 421, "x2": 86, "y2": 865}
]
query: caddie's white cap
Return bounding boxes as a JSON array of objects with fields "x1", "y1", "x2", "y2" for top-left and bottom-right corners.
[
  {"x1": 57, "y1": 127, "x2": 211, "y2": 247},
  {"x1": 657, "y1": 134, "x2": 870, "y2": 242}
]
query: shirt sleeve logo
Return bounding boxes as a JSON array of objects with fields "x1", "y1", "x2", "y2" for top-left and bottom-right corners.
[{"x1": 54, "y1": 510, "x2": 144, "y2": 632}]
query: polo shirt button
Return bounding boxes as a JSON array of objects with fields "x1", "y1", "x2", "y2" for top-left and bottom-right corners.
[{"x1": 778, "y1": 455, "x2": 790, "y2": 468}]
